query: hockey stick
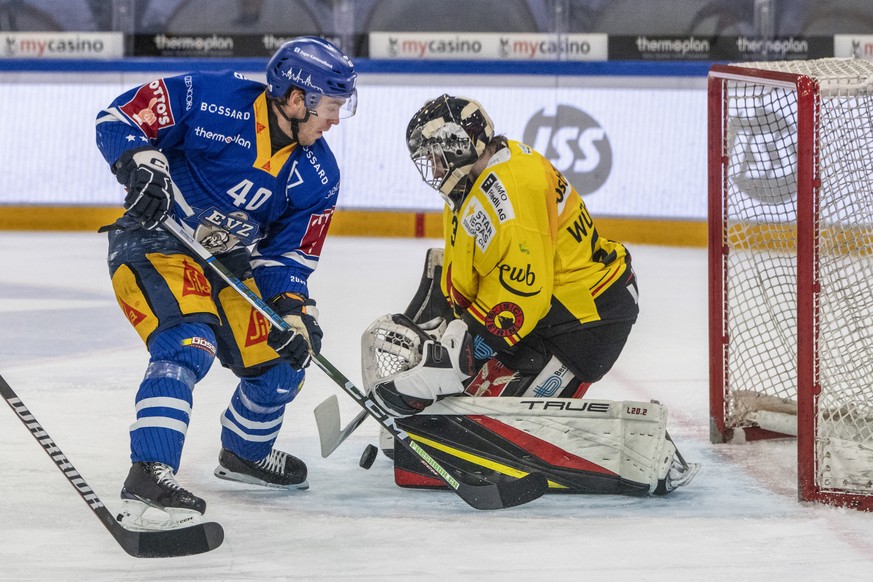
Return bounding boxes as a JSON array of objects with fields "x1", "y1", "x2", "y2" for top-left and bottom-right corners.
[
  {"x1": 0, "y1": 373, "x2": 224, "y2": 558},
  {"x1": 314, "y1": 394, "x2": 369, "y2": 457},
  {"x1": 161, "y1": 217, "x2": 548, "y2": 509}
]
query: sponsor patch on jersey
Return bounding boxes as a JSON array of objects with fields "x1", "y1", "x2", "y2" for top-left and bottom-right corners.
[
  {"x1": 119, "y1": 79, "x2": 175, "y2": 139},
  {"x1": 120, "y1": 300, "x2": 147, "y2": 327},
  {"x1": 497, "y1": 262, "x2": 541, "y2": 297},
  {"x1": 199, "y1": 101, "x2": 251, "y2": 120},
  {"x1": 484, "y1": 301, "x2": 524, "y2": 338},
  {"x1": 195, "y1": 208, "x2": 260, "y2": 253},
  {"x1": 300, "y1": 208, "x2": 335, "y2": 257},
  {"x1": 193, "y1": 126, "x2": 252, "y2": 149},
  {"x1": 245, "y1": 310, "x2": 270, "y2": 347},
  {"x1": 480, "y1": 173, "x2": 515, "y2": 223},
  {"x1": 461, "y1": 199, "x2": 494, "y2": 252},
  {"x1": 181, "y1": 259, "x2": 211, "y2": 297}
]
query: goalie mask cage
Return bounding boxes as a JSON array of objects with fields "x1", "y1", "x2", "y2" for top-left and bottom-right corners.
[{"x1": 708, "y1": 58, "x2": 873, "y2": 510}]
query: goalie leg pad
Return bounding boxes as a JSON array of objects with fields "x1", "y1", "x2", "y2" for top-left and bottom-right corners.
[{"x1": 393, "y1": 397, "x2": 687, "y2": 495}]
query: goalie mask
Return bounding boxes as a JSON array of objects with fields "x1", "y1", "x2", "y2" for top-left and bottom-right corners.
[{"x1": 406, "y1": 94, "x2": 494, "y2": 211}]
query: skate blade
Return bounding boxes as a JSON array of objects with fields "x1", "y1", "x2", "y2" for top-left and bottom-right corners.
[
  {"x1": 116, "y1": 499, "x2": 205, "y2": 532},
  {"x1": 672, "y1": 462, "x2": 701, "y2": 489},
  {"x1": 214, "y1": 466, "x2": 309, "y2": 490}
]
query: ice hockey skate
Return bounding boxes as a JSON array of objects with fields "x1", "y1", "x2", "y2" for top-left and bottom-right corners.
[
  {"x1": 117, "y1": 462, "x2": 206, "y2": 532},
  {"x1": 214, "y1": 448, "x2": 309, "y2": 490},
  {"x1": 653, "y1": 452, "x2": 700, "y2": 496}
]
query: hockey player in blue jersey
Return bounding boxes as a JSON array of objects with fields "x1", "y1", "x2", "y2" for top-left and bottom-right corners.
[{"x1": 95, "y1": 36, "x2": 357, "y2": 529}]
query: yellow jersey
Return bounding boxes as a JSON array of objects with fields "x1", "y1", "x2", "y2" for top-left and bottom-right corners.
[{"x1": 441, "y1": 139, "x2": 632, "y2": 348}]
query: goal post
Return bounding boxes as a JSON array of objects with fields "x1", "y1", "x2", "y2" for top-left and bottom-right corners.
[{"x1": 708, "y1": 58, "x2": 873, "y2": 510}]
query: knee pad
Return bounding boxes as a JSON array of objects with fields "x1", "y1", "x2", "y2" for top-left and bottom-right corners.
[
  {"x1": 465, "y1": 355, "x2": 583, "y2": 398},
  {"x1": 147, "y1": 322, "x2": 217, "y2": 382},
  {"x1": 238, "y1": 363, "x2": 305, "y2": 407}
]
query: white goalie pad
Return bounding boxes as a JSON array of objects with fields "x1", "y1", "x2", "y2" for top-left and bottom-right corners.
[{"x1": 421, "y1": 396, "x2": 675, "y2": 493}]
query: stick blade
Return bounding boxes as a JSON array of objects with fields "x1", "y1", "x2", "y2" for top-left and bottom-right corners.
[
  {"x1": 314, "y1": 395, "x2": 369, "y2": 457},
  {"x1": 113, "y1": 521, "x2": 225, "y2": 558},
  {"x1": 459, "y1": 471, "x2": 549, "y2": 510},
  {"x1": 314, "y1": 395, "x2": 343, "y2": 457}
]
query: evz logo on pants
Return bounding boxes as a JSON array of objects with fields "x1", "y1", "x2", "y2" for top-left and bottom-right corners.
[{"x1": 523, "y1": 105, "x2": 612, "y2": 195}]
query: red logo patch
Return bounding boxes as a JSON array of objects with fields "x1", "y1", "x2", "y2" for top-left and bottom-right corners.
[
  {"x1": 245, "y1": 310, "x2": 270, "y2": 347},
  {"x1": 119, "y1": 79, "x2": 175, "y2": 139},
  {"x1": 121, "y1": 300, "x2": 146, "y2": 326},
  {"x1": 299, "y1": 209, "x2": 334, "y2": 257},
  {"x1": 484, "y1": 302, "x2": 524, "y2": 337},
  {"x1": 181, "y1": 260, "x2": 211, "y2": 297}
]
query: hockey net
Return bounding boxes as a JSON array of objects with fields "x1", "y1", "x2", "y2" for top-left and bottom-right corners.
[{"x1": 708, "y1": 58, "x2": 873, "y2": 509}]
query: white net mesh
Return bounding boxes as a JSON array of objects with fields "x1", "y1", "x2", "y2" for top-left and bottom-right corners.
[{"x1": 719, "y1": 58, "x2": 873, "y2": 496}]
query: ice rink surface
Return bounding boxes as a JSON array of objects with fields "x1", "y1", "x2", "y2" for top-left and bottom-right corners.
[{"x1": 2, "y1": 231, "x2": 873, "y2": 581}]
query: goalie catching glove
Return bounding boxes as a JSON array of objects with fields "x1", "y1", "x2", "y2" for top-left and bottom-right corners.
[
  {"x1": 369, "y1": 316, "x2": 475, "y2": 417},
  {"x1": 112, "y1": 146, "x2": 175, "y2": 230},
  {"x1": 267, "y1": 292, "x2": 323, "y2": 370}
]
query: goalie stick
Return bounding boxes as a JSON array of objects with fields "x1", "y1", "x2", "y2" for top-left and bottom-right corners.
[
  {"x1": 0, "y1": 373, "x2": 224, "y2": 558},
  {"x1": 314, "y1": 395, "x2": 368, "y2": 457},
  {"x1": 161, "y1": 217, "x2": 548, "y2": 510}
]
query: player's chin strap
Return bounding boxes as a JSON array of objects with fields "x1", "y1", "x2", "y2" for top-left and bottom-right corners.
[
  {"x1": 159, "y1": 216, "x2": 548, "y2": 510},
  {"x1": 274, "y1": 97, "x2": 310, "y2": 143}
]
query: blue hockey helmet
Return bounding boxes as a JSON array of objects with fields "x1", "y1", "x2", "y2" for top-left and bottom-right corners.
[{"x1": 266, "y1": 36, "x2": 357, "y2": 119}]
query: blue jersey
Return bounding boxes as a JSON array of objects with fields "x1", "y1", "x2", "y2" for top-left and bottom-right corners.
[{"x1": 95, "y1": 71, "x2": 340, "y2": 301}]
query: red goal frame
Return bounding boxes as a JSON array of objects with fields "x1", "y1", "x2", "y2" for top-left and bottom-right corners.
[{"x1": 708, "y1": 62, "x2": 873, "y2": 510}]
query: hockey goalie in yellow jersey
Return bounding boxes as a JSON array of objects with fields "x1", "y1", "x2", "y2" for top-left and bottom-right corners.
[{"x1": 362, "y1": 94, "x2": 699, "y2": 496}]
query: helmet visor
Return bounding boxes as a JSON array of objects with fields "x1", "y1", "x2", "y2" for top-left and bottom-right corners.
[{"x1": 307, "y1": 90, "x2": 357, "y2": 120}]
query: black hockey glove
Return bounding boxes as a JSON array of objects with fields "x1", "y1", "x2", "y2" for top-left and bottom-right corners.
[
  {"x1": 266, "y1": 293, "x2": 323, "y2": 370},
  {"x1": 112, "y1": 146, "x2": 175, "y2": 230}
]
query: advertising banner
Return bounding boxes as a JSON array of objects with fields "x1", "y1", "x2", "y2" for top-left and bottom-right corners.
[
  {"x1": 368, "y1": 32, "x2": 608, "y2": 61},
  {"x1": 331, "y1": 83, "x2": 707, "y2": 219},
  {"x1": 607, "y1": 35, "x2": 832, "y2": 61},
  {"x1": 0, "y1": 73, "x2": 707, "y2": 221},
  {"x1": 834, "y1": 35, "x2": 873, "y2": 59},
  {"x1": 132, "y1": 34, "x2": 344, "y2": 57},
  {"x1": 0, "y1": 32, "x2": 123, "y2": 59}
]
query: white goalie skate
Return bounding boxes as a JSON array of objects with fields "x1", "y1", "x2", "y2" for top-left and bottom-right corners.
[{"x1": 653, "y1": 436, "x2": 700, "y2": 496}]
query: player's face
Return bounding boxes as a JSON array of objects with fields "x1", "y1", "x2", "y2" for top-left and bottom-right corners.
[
  {"x1": 432, "y1": 150, "x2": 448, "y2": 180},
  {"x1": 274, "y1": 93, "x2": 347, "y2": 146},
  {"x1": 296, "y1": 111, "x2": 339, "y2": 146}
]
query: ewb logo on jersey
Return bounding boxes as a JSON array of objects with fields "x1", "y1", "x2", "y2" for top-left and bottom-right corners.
[{"x1": 522, "y1": 105, "x2": 611, "y2": 195}]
